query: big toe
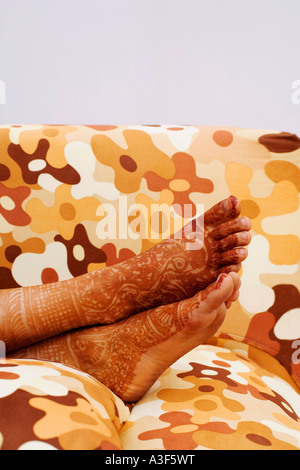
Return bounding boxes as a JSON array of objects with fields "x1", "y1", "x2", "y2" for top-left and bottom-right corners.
[
  {"x1": 204, "y1": 195, "x2": 241, "y2": 226},
  {"x1": 201, "y1": 272, "x2": 240, "y2": 310},
  {"x1": 183, "y1": 272, "x2": 239, "y2": 337}
]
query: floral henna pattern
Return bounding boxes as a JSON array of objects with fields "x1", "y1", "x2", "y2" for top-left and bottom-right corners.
[
  {"x1": 9, "y1": 273, "x2": 238, "y2": 402},
  {"x1": 6, "y1": 301, "x2": 190, "y2": 399},
  {"x1": 1, "y1": 281, "x2": 87, "y2": 352},
  {"x1": 8, "y1": 301, "x2": 188, "y2": 400},
  {"x1": 4, "y1": 235, "x2": 202, "y2": 351}
]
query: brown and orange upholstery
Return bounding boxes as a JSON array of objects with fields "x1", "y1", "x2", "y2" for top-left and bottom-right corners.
[{"x1": 0, "y1": 125, "x2": 299, "y2": 450}]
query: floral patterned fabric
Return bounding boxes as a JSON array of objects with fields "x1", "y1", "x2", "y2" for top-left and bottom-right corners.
[{"x1": 0, "y1": 124, "x2": 299, "y2": 449}]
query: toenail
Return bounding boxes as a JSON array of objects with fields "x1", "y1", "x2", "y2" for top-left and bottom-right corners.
[
  {"x1": 216, "y1": 273, "x2": 228, "y2": 287},
  {"x1": 222, "y1": 199, "x2": 229, "y2": 212},
  {"x1": 240, "y1": 217, "x2": 249, "y2": 227},
  {"x1": 241, "y1": 232, "x2": 249, "y2": 241}
]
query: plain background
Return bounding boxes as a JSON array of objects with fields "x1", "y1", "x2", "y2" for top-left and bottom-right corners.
[{"x1": 0, "y1": 0, "x2": 299, "y2": 133}]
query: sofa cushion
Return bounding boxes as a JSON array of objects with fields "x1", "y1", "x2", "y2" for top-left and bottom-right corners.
[
  {"x1": 120, "y1": 342, "x2": 300, "y2": 450},
  {"x1": 0, "y1": 358, "x2": 129, "y2": 450}
]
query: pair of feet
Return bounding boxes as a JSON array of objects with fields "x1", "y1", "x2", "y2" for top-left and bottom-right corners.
[{"x1": 9, "y1": 196, "x2": 251, "y2": 403}]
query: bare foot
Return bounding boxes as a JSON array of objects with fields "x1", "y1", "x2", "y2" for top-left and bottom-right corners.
[
  {"x1": 167, "y1": 194, "x2": 251, "y2": 293},
  {"x1": 9, "y1": 272, "x2": 241, "y2": 402},
  {"x1": 72, "y1": 195, "x2": 251, "y2": 316},
  {"x1": 1, "y1": 195, "x2": 250, "y2": 352}
]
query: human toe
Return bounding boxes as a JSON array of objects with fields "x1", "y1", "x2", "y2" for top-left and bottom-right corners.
[
  {"x1": 212, "y1": 247, "x2": 248, "y2": 268},
  {"x1": 204, "y1": 195, "x2": 241, "y2": 226},
  {"x1": 211, "y1": 216, "x2": 252, "y2": 240},
  {"x1": 217, "y1": 231, "x2": 251, "y2": 252}
]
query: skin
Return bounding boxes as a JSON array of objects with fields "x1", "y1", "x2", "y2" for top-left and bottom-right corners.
[
  {"x1": 0, "y1": 195, "x2": 251, "y2": 354},
  {"x1": 9, "y1": 272, "x2": 241, "y2": 403}
]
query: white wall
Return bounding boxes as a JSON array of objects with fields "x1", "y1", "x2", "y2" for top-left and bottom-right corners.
[{"x1": 0, "y1": 0, "x2": 299, "y2": 133}]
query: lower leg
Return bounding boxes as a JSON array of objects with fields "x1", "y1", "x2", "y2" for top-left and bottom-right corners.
[{"x1": 9, "y1": 272, "x2": 240, "y2": 402}]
